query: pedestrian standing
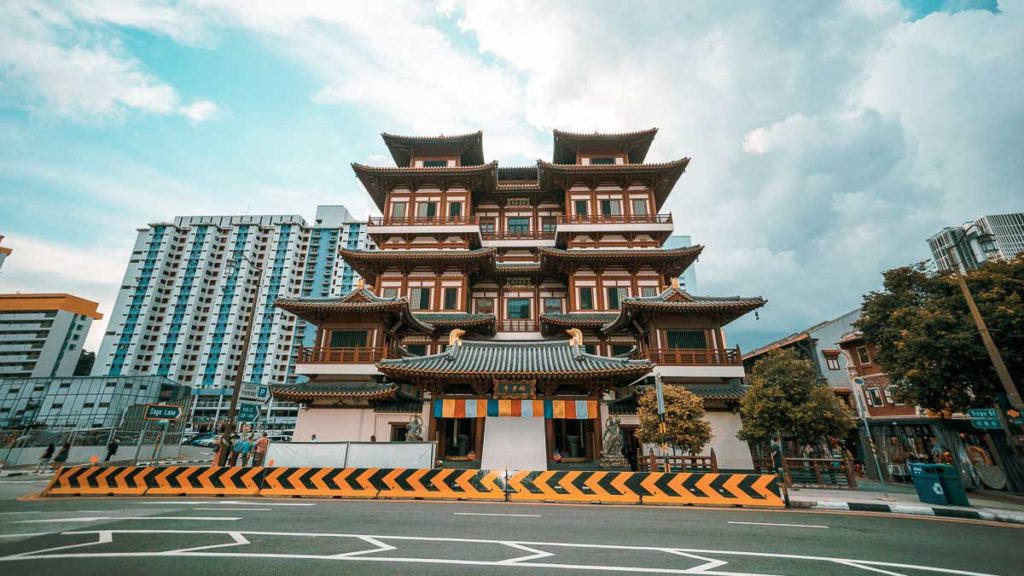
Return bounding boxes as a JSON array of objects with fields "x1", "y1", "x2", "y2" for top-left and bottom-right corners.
[
  {"x1": 105, "y1": 437, "x2": 120, "y2": 463},
  {"x1": 230, "y1": 434, "x2": 242, "y2": 466},
  {"x1": 239, "y1": 435, "x2": 254, "y2": 467},
  {"x1": 52, "y1": 442, "x2": 71, "y2": 471},
  {"x1": 36, "y1": 443, "x2": 55, "y2": 473},
  {"x1": 253, "y1": 432, "x2": 270, "y2": 467},
  {"x1": 216, "y1": 429, "x2": 233, "y2": 466},
  {"x1": 310, "y1": 433, "x2": 318, "y2": 442}
]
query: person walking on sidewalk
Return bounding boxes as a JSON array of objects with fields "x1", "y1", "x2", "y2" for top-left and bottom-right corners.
[
  {"x1": 105, "y1": 437, "x2": 119, "y2": 463},
  {"x1": 35, "y1": 443, "x2": 55, "y2": 473},
  {"x1": 253, "y1": 432, "x2": 270, "y2": 467},
  {"x1": 52, "y1": 442, "x2": 70, "y2": 471},
  {"x1": 229, "y1": 434, "x2": 243, "y2": 466}
]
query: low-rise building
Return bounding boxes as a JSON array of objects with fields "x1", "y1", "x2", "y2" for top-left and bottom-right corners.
[{"x1": 0, "y1": 294, "x2": 102, "y2": 379}]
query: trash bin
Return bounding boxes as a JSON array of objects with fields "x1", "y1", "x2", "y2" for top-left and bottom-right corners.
[
  {"x1": 908, "y1": 462, "x2": 948, "y2": 505},
  {"x1": 935, "y1": 464, "x2": 970, "y2": 507}
]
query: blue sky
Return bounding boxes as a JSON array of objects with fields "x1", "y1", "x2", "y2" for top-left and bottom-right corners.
[{"x1": 0, "y1": 1, "x2": 1021, "y2": 353}]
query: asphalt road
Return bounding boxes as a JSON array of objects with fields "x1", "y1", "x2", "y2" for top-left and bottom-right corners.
[{"x1": 0, "y1": 475, "x2": 1020, "y2": 575}]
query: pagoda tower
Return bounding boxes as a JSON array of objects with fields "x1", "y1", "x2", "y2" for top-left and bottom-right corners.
[{"x1": 272, "y1": 129, "x2": 765, "y2": 471}]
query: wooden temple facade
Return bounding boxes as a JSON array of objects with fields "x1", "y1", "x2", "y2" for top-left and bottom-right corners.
[{"x1": 272, "y1": 129, "x2": 765, "y2": 471}]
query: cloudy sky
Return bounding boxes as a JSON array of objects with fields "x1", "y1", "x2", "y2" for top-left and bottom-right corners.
[{"x1": 0, "y1": 0, "x2": 1021, "y2": 353}]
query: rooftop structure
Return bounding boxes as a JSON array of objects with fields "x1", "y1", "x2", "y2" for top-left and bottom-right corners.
[
  {"x1": 274, "y1": 128, "x2": 765, "y2": 471},
  {"x1": 0, "y1": 234, "x2": 11, "y2": 271},
  {"x1": 928, "y1": 213, "x2": 1024, "y2": 272},
  {"x1": 0, "y1": 294, "x2": 102, "y2": 379},
  {"x1": 743, "y1": 308, "x2": 860, "y2": 390}
]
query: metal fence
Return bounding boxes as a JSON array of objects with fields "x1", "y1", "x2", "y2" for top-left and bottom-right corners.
[{"x1": 0, "y1": 424, "x2": 189, "y2": 468}]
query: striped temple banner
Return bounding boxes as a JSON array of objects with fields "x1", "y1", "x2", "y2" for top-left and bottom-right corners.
[{"x1": 433, "y1": 399, "x2": 598, "y2": 419}]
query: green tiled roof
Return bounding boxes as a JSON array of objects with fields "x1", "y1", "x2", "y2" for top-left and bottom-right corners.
[
  {"x1": 602, "y1": 286, "x2": 765, "y2": 333},
  {"x1": 378, "y1": 339, "x2": 652, "y2": 381},
  {"x1": 414, "y1": 313, "x2": 495, "y2": 325},
  {"x1": 270, "y1": 382, "x2": 398, "y2": 402},
  {"x1": 275, "y1": 285, "x2": 433, "y2": 333},
  {"x1": 541, "y1": 313, "x2": 619, "y2": 325}
]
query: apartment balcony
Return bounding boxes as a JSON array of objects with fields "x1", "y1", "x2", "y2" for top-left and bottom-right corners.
[
  {"x1": 646, "y1": 346, "x2": 745, "y2": 378},
  {"x1": 293, "y1": 346, "x2": 388, "y2": 376}
]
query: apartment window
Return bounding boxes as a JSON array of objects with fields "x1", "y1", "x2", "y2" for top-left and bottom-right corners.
[
  {"x1": 631, "y1": 199, "x2": 648, "y2": 215},
  {"x1": 866, "y1": 388, "x2": 883, "y2": 407},
  {"x1": 476, "y1": 298, "x2": 495, "y2": 314},
  {"x1": 856, "y1": 346, "x2": 871, "y2": 364},
  {"x1": 416, "y1": 202, "x2": 438, "y2": 219},
  {"x1": 543, "y1": 298, "x2": 562, "y2": 314},
  {"x1": 507, "y1": 217, "x2": 530, "y2": 233},
  {"x1": 590, "y1": 157, "x2": 616, "y2": 165},
  {"x1": 423, "y1": 159, "x2": 448, "y2": 168},
  {"x1": 574, "y1": 200, "x2": 589, "y2": 217},
  {"x1": 410, "y1": 288, "x2": 432, "y2": 310},
  {"x1": 448, "y1": 202, "x2": 462, "y2": 218},
  {"x1": 666, "y1": 330, "x2": 707, "y2": 349},
  {"x1": 391, "y1": 202, "x2": 408, "y2": 219},
  {"x1": 382, "y1": 288, "x2": 399, "y2": 298},
  {"x1": 641, "y1": 286, "x2": 659, "y2": 297},
  {"x1": 882, "y1": 387, "x2": 894, "y2": 404},
  {"x1": 329, "y1": 331, "x2": 368, "y2": 348},
  {"x1": 606, "y1": 287, "x2": 628, "y2": 309},
  {"x1": 600, "y1": 199, "x2": 622, "y2": 216},
  {"x1": 443, "y1": 288, "x2": 459, "y2": 310},
  {"x1": 578, "y1": 287, "x2": 595, "y2": 310},
  {"x1": 824, "y1": 352, "x2": 841, "y2": 371},
  {"x1": 506, "y1": 298, "x2": 531, "y2": 319},
  {"x1": 83, "y1": 402, "x2": 95, "y2": 408}
]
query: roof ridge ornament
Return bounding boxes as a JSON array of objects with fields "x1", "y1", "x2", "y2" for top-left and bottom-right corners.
[
  {"x1": 446, "y1": 329, "x2": 466, "y2": 362},
  {"x1": 670, "y1": 277, "x2": 680, "y2": 291},
  {"x1": 566, "y1": 328, "x2": 585, "y2": 361}
]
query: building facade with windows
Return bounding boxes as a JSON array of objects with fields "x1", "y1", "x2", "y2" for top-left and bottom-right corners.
[
  {"x1": 92, "y1": 205, "x2": 368, "y2": 432},
  {"x1": 272, "y1": 129, "x2": 765, "y2": 471},
  {"x1": 928, "y1": 212, "x2": 1024, "y2": 272},
  {"x1": 0, "y1": 294, "x2": 102, "y2": 379},
  {"x1": 0, "y1": 375, "x2": 188, "y2": 429},
  {"x1": 0, "y1": 234, "x2": 11, "y2": 271}
]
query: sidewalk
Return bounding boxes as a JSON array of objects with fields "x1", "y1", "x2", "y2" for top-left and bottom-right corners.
[{"x1": 788, "y1": 481, "x2": 1024, "y2": 525}]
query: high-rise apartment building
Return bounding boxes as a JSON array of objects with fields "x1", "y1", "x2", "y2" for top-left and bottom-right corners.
[
  {"x1": 928, "y1": 213, "x2": 1024, "y2": 271},
  {"x1": 0, "y1": 234, "x2": 11, "y2": 271},
  {"x1": 0, "y1": 294, "x2": 102, "y2": 378},
  {"x1": 93, "y1": 205, "x2": 368, "y2": 432}
]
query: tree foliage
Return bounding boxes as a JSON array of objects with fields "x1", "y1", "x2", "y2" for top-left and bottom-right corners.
[
  {"x1": 858, "y1": 257, "x2": 1024, "y2": 413},
  {"x1": 636, "y1": 385, "x2": 712, "y2": 455},
  {"x1": 738, "y1": 348, "x2": 854, "y2": 445}
]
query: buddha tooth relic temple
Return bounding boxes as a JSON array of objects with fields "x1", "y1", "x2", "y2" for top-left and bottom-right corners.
[{"x1": 271, "y1": 128, "x2": 766, "y2": 471}]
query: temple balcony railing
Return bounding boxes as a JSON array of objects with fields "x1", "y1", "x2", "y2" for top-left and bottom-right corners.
[
  {"x1": 557, "y1": 213, "x2": 673, "y2": 225},
  {"x1": 297, "y1": 346, "x2": 389, "y2": 364},
  {"x1": 480, "y1": 230, "x2": 556, "y2": 241},
  {"x1": 500, "y1": 319, "x2": 539, "y2": 332},
  {"x1": 369, "y1": 216, "x2": 480, "y2": 227},
  {"x1": 645, "y1": 346, "x2": 742, "y2": 366}
]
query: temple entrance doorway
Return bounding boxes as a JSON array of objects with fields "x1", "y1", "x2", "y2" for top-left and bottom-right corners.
[
  {"x1": 480, "y1": 417, "x2": 547, "y2": 471},
  {"x1": 551, "y1": 419, "x2": 596, "y2": 462},
  {"x1": 437, "y1": 418, "x2": 480, "y2": 460}
]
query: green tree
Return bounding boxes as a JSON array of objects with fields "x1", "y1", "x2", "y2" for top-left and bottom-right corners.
[
  {"x1": 636, "y1": 384, "x2": 712, "y2": 455},
  {"x1": 738, "y1": 348, "x2": 854, "y2": 445},
  {"x1": 858, "y1": 257, "x2": 1024, "y2": 413}
]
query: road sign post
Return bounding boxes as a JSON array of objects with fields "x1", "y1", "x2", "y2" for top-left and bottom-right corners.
[
  {"x1": 968, "y1": 408, "x2": 1002, "y2": 430},
  {"x1": 237, "y1": 403, "x2": 260, "y2": 423}
]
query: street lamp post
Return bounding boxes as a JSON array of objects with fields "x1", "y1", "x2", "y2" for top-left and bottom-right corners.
[
  {"x1": 946, "y1": 225, "x2": 1024, "y2": 490},
  {"x1": 216, "y1": 252, "x2": 263, "y2": 466}
]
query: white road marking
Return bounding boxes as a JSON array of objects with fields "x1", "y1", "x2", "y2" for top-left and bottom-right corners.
[
  {"x1": 164, "y1": 531, "x2": 250, "y2": 554},
  {"x1": 193, "y1": 504, "x2": 270, "y2": 508},
  {"x1": 0, "y1": 529, "x2": 997, "y2": 576},
  {"x1": 496, "y1": 542, "x2": 555, "y2": 565},
  {"x1": 14, "y1": 516, "x2": 240, "y2": 523},
  {"x1": 728, "y1": 521, "x2": 828, "y2": 529},
  {"x1": 4, "y1": 531, "x2": 113, "y2": 559},
  {"x1": 0, "y1": 512, "x2": 41, "y2": 516},
  {"x1": 136, "y1": 501, "x2": 314, "y2": 507},
  {"x1": 453, "y1": 512, "x2": 541, "y2": 518},
  {"x1": 0, "y1": 532, "x2": 53, "y2": 538}
]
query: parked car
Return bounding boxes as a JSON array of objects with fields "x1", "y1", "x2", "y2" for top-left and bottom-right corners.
[{"x1": 194, "y1": 435, "x2": 220, "y2": 448}]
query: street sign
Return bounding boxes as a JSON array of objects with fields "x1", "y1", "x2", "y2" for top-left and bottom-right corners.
[
  {"x1": 237, "y1": 403, "x2": 260, "y2": 422},
  {"x1": 144, "y1": 404, "x2": 182, "y2": 421},
  {"x1": 239, "y1": 383, "x2": 271, "y2": 403},
  {"x1": 967, "y1": 408, "x2": 1000, "y2": 430}
]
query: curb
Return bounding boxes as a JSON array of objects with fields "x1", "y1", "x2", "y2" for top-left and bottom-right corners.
[{"x1": 792, "y1": 499, "x2": 1024, "y2": 525}]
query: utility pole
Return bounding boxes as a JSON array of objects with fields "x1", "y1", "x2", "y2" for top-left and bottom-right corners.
[{"x1": 217, "y1": 253, "x2": 263, "y2": 466}]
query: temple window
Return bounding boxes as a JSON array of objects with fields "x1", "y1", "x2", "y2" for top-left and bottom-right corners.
[
  {"x1": 423, "y1": 159, "x2": 448, "y2": 168},
  {"x1": 574, "y1": 200, "x2": 589, "y2": 216},
  {"x1": 406, "y1": 344, "x2": 427, "y2": 356},
  {"x1": 541, "y1": 217, "x2": 557, "y2": 232},
  {"x1": 480, "y1": 218, "x2": 496, "y2": 234},
  {"x1": 416, "y1": 202, "x2": 438, "y2": 219},
  {"x1": 578, "y1": 287, "x2": 595, "y2": 310},
  {"x1": 476, "y1": 298, "x2": 495, "y2": 314},
  {"x1": 391, "y1": 202, "x2": 408, "y2": 219},
  {"x1": 600, "y1": 199, "x2": 622, "y2": 216},
  {"x1": 552, "y1": 419, "x2": 594, "y2": 461},
  {"x1": 606, "y1": 287, "x2": 627, "y2": 309},
  {"x1": 506, "y1": 298, "x2": 531, "y2": 319},
  {"x1": 389, "y1": 423, "x2": 408, "y2": 441},
  {"x1": 443, "y1": 287, "x2": 459, "y2": 310},
  {"x1": 543, "y1": 297, "x2": 562, "y2": 314},
  {"x1": 329, "y1": 330, "x2": 368, "y2": 348},
  {"x1": 507, "y1": 217, "x2": 530, "y2": 233},
  {"x1": 410, "y1": 288, "x2": 432, "y2": 310},
  {"x1": 590, "y1": 157, "x2": 616, "y2": 165},
  {"x1": 382, "y1": 288, "x2": 399, "y2": 298},
  {"x1": 641, "y1": 286, "x2": 659, "y2": 297},
  {"x1": 611, "y1": 344, "x2": 633, "y2": 356},
  {"x1": 631, "y1": 199, "x2": 648, "y2": 215},
  {"x1": 448, "y1": 202, "x2": 462, "y2": 218},
  {"x1": 666, "y1": 330, "x2": 707, "y2": 349}
]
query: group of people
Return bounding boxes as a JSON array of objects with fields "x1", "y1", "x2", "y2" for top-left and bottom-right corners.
[
  {"x1": 217, "y1": 432, "x2": 270, "y2": 467},
  {"x1": 34, "y1": 441, "x2": 71, "y2": 473}
]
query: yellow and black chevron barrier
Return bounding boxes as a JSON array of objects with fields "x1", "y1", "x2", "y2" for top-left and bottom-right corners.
[
  {"x1": 40, "y1": 466, "x2": 782, "y2": 508},
  {"x1": 376, "y1": 468, "x2": 505, "y2": 501},
  {"x1": 45, "y1": 465, "x2": 155, "y2": 496},
  {"x1": 145, "y1": 465, "x2": 265, "y2": 496},
  {"x1": 259, "y1": 467, "x2": 378, "y2": 498}
]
